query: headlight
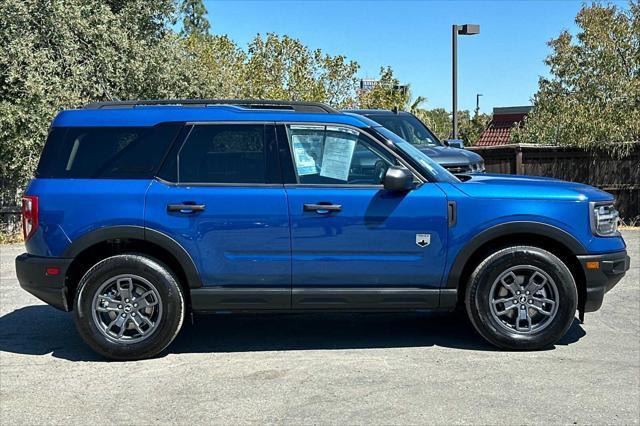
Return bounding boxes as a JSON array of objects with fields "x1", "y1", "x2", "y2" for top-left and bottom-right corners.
[
  {"x1": 590, "y1": 202, "x2": 619, "y2": 236},
  {"x1": 470, "y1": 161, "x2": 485, "y2": 173}
]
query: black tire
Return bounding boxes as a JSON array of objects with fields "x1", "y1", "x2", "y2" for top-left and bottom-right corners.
[
  {"x1": 465, "y1": 246, "x2": 578, "y2": 350},
  {"x1": 73, "y1": 254, "x2": 185, "y2": 360}
]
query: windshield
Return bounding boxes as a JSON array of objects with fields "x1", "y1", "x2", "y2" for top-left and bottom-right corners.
[
  {"x1": 374, "y1": 127, "x2": 460, "y2": 183},
  {"x1": 367, "y1": 114, "x2": 442, "y2": 146}
]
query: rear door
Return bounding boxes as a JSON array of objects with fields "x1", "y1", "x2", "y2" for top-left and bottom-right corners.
[
  {"x1": 145, "y1": 123, "x2": 291, "y2": 309},
  {"x1": 278, "y1": 124, "x2": 449, "y2": 310}
]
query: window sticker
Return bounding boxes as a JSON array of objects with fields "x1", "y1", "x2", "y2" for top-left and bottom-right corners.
[
  {"x1": 320, "y1": 135, "x2": 357, "y2": 181},
  {"x1": 291, "y1": 133, "x2": 323, "y2": 176}
]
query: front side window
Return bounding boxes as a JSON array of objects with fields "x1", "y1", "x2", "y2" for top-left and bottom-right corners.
[
  {"x1": 177, "y1": 124, "x2": 266, "y2": 184},
  {"x1": 287, "y1": 125, "x2": 398, "y2": 185}
]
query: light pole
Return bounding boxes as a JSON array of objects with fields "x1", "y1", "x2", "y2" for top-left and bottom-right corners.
[
  {"x1": 476, "y1": 93, "x2": 483, "y2": 114},
  {"x1": 452, "y1": 24, "x2": 480, "y2": 139}
]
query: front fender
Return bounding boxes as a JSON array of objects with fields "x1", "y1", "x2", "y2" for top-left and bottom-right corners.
[{"x1": 444, "y1": 221, "x2": 586, "y2": 290}]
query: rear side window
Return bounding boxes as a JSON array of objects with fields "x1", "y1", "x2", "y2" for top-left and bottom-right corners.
[
  {"x1": 36, "y1": 124, "x2": 180, "y2": 179},
  {"x1": 176, "y1": 124, "x2": 267, "y2": 184}
]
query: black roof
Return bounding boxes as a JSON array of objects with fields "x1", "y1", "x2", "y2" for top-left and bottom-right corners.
[{"x1": 84, "y1": 99, "x2": 339, "y2": 113}]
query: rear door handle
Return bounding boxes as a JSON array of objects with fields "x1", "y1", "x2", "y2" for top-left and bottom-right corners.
[
  {"x1": 303, "y1": 203, "x2": 342, "y2": 213},
  {"x1": 167, "y1": 203, "x2": 206, "y2": 213}
]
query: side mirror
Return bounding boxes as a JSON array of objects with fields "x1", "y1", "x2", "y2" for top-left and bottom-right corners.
[
  {"x1": 445, "y1": 139, "x2": 465, "y2": 149},
  {"x1": 383, "y1": 166, "x2": 414, "y2": 192}
]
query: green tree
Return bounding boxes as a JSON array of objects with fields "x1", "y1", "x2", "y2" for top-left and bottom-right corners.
[
  {"x1": 411, "y1": 105, "x2": 489, "y2": 145},
  {"x1": 0, "y1": 0, "x2": 198, "y2": 205},
  {"x1": 184, "y1": 34, "x2": 248, "y2": 98},
  {"x1": 315, "y1": 52, "x2": 360, "y2": 108},
  {"x1": 513, "y1": 1, "x2": 640, "y2": 157},
  {"x1": 460, "y1": 110, "x2": 491, "y2": 145},
  {"x1": 407, "y1": 97, "x2": 453, "y2": 141},
  {"x1": 180, "y1": 0, "x2": 211, "y2": 37},
  {"x1": 357, "y1": 66, "x2": 410, "y2": 110},
  {"x1": 242, "y1": 33, "x2": 359, "y2": 107},
  {"x1": 417, "y1": 108, "x2": 451, "y2": 141},
  {"x1": 409, "y1": 96, "x2": 428, "y2": 115}
]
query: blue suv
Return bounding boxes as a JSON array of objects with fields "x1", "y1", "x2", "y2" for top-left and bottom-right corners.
[{"x1": 16, "y1": 99, "x2": 630, "y2": 360}]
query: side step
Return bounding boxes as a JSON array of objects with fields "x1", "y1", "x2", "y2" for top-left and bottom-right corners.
[
  {"x1": 292, "y1": 287, "x2": 440, "y2": 310},
  {"x1": 190, "y1": 287, "x2": 455, "y2": 313}
]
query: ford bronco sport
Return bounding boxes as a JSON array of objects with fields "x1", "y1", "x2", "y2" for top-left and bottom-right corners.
[{"x1": 16, "y1": 99, "x2": 630, "y2": 360}]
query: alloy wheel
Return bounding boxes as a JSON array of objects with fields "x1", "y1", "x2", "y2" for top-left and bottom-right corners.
[
  {"x1": 91, "y1": 274, "x2": 163, "y2": 343},
  {"x1": 489, "y1": 265, "x2": 559, "y2": 334}
]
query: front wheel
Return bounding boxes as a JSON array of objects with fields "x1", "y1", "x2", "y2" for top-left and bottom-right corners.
[
  {"x1": 74, "y1": 254, "x2": 185, "y2": 360},
  {"x1": 466, "y1": 246, "x2": 578, "y2": 350}
]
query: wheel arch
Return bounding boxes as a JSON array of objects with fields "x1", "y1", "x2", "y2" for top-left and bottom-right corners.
[
  {"x1": 63, "y1": 226, "x2": 202, "y2": 310},
  {"x1": 447, "y1": 221, "x2": 587, "y2": 310}
]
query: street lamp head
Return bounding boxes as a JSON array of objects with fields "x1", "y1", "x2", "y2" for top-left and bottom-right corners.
[{"x1": 458, "y1": 24, "x2": 480, "y2": 35}]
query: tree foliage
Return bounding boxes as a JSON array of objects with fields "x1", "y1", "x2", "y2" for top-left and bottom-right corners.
[
  {"x1": 242, "y1": 33, "x2": 359, "y2": 107},
  {"x1": 409, "y1": 97, "x2": 490, "y2": 144},
  {"x1": 513, "y1": 1, "x2": 640, "y2": 157},
  {"x1": 0, "y1": 0, "x2": 200, "y2": 205},
  {"x1": 184, "y1": 34, "x2": 249, "y2": 98},
  {"x1": 183, "y1": 32, "x2": 361, "y2": 106},
  {"x1": 460, "y1": 111, "x2": 492, "y2": 145},
  {"x1": 358, "y1": 66, "x2": 410, "y2": 110},
  {"x1": 180, "y1": 0, "x2": 211, "y2": 37}
]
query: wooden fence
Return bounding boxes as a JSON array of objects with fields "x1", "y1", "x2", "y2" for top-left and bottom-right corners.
[{"x1": 467, "y1": 143, "x2": 640, "y2": 220}]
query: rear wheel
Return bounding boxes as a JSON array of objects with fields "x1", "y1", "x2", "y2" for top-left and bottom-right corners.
[
  {"x1": 74, "y1": 254, "x2": 185, "y2": 360},
  {"x1": 466, "y1": 246, "x2": 577, "y2": 350}
]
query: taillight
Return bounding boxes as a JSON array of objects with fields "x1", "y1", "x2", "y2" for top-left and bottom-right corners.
[{"x1": 22, "y1": 195, "x2": 39, "y2": 241}]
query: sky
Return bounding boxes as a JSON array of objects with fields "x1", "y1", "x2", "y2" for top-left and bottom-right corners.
[{"x1": 204, "y1": 0, "x2": 627, "y2": 113}]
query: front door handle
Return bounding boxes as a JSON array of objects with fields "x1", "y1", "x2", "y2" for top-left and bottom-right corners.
[
  {"x1": 167, "y1": 203, "x2": 206, "y2": 213},
  {"x1": 303, "y1": 203, "x2": 342, "y2": 213}
]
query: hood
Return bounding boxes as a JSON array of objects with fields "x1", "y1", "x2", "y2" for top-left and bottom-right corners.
[
  {"x1": 414, "y1": 145, "x2": 483, "y2": 165},
  {"x1": 453, "y1": 173, "x2": 614, "y2": 202}
]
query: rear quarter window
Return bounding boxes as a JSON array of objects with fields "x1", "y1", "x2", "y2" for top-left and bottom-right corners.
[
  {"x1": 174, "y1": 124, "x2": 269, "y2": 184},
  {"x1": 36, "y1": 124, "x2": 181, "y2": 179}
]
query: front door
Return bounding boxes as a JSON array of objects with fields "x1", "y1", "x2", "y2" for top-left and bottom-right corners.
[
  {"x1": 145, "y1": 123, "x2": 291, "y2": 309},
  {"x1": 280, "y1": 124, "x2": 449, "y2": 310}
]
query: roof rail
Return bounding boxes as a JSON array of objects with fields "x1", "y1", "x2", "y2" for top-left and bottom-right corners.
[{"x1": 83, "y1": 99, "x2": 339, "y2": 113}]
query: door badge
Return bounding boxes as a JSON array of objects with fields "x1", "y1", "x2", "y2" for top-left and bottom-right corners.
[{"x1": 416, "y1": 233, "x2": 431, "y2": 248}]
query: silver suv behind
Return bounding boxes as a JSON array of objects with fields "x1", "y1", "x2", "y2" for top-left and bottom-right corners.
[{"x1": 344, "y1": 109, "x2": 485, "y2": 173}]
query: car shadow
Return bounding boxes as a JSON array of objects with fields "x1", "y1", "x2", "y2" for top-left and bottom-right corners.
[{"x1": 0, "y1": 305, "x2": 587, "y2": 362}]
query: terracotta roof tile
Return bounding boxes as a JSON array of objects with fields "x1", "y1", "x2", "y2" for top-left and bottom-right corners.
[
  {"x1": 476, "y1": 123, "x2": 511, "y2": 146},
  {"x1": 475, "y1": 112, "x2": 529, "y2": 146}
]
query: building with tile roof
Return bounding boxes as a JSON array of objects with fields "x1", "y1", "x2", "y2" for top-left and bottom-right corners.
[{"x1": 476, "y1": 106, "x2": 532, "y2": 146}]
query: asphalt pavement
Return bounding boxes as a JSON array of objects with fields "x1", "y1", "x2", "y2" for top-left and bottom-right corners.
[{"x1": 1, "y1": 231, "x2": 638, "y2": 424}]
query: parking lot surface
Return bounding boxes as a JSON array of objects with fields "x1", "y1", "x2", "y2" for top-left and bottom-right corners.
[{"x1": 1, "y1": 230, "x2": 638, "y2": 425}]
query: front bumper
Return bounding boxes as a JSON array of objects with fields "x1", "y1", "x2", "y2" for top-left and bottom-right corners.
[
  {"x1": 15, "y1": 253, "x2": 73, "y2": 311},
  {"x1": 577, "y1": 250, "x2": 630, "y2": 313}
]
